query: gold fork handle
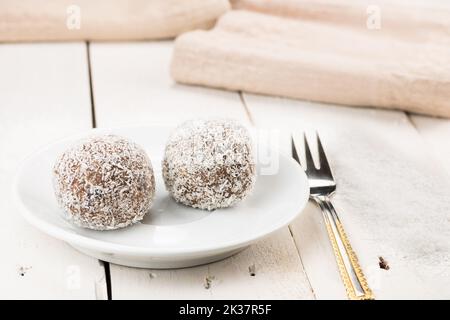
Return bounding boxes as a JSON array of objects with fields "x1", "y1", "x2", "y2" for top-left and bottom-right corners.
[{"x1": 313, "y1": 195, "x2": 374, "y2": 300}]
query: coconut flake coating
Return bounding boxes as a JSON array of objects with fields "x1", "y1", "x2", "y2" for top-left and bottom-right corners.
[
  {"x1": 162, "y1": 119, "x2": 256, "y2": 210},
  {"x1": 53, "y1": 135, "x2": 155, "y2": 230}
]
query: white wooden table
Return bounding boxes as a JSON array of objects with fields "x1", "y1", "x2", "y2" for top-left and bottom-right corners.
[{"x1": 2, "y1": 41, "x2": 450, "y2": 299}]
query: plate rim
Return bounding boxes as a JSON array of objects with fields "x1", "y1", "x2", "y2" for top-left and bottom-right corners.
[{"x1": 13, "y1": 126, "x2": 310, "y2": 257}]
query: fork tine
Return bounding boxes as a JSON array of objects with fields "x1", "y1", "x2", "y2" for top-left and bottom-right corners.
[
  {"x1": 316, "y1": 132, "x2": 333, "y2": 178},
  {"x1": 291, "y1": 135, "x2": 301, "y2": 165},
  {"x1": 303, "y1": 133, "x2": 317, "y2": 171}
]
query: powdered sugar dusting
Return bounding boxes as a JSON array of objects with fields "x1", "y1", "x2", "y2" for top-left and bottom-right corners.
[
  {"x1": 53, "y1": 135, "x2": 155, "y2": 230},
  {"x1": 162, "y1": 119, "x2": 256, "y2": 210}
]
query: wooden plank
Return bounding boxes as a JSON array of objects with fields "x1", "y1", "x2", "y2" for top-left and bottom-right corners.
[
  {"x1": 89, "y1": 41, "x2": 314, "y2": 299},
  {"x1": 243, "y1": 94, "x2": 450, "y2": 299},
  {"x1": 409, "y1": 115, "x2": 450, "y2": 176},
  {"x1": 110, "y1": 229, "x2": 313, "y2": 299},
  {"x1": 89, "y1": 42, "x2": 250, "y2": 127},
  {"x1": 0, "y1": 43, "x2": 107, "y2": 299}
]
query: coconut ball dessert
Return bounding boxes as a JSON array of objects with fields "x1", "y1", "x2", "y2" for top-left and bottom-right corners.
[
  {"x1": 162, "y1": 119, "x2": 256, "y2": 210},
  {"x1": 53, "y1": 135, "x2": 155, "y2": 230}
]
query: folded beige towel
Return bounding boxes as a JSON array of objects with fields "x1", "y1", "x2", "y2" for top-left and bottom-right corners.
[
  {"x1": 171, "y1": 10, "x2": 450, "y2": 118},
  {"x1": 0, "y1": 0, "x2": 230, "y2": 42},
  {"x1": 231, "y1": 0, "x2": 450, "y2": 41}
]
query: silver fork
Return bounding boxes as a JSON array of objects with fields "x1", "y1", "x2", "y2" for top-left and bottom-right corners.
[{"x1": 292, "y1": 132, "x2": 374, "y2": 300}]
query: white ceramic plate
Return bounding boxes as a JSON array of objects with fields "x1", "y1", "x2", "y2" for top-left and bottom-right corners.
[{"x1": 13, "y1": 126, "x2": 309, "y2": 268}]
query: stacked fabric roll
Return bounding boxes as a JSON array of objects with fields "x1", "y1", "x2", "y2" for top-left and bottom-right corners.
[
  {"x1": 2, "y1": 0, "x2": 450, "y2": 117},
  {"x1": 0, "y1": 0, "x2": 230, "y2": 41},
  {"x1": 171, "y1": 0, "x2": 450, "y2": 118}
]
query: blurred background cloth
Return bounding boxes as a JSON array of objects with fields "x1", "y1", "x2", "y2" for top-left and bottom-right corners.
[
  {"x1": 231, "y1": 0, "x2": 450, "y2": 41},
  {"x1": 0, "y1": 0, "x2": 230, "y2": 41},
  {"x1": 2, "y1": 0, "x2": 450, "y2": 118},
  {"x1": 172, "y1": 0, "x2": 450, "y2": 118}
]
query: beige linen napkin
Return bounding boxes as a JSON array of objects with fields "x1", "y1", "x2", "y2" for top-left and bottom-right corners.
[
  {"x1": 0, "y1": 0, "x2": 230, "y2": 41},
  {"x1": 231, "y1": 0, "x2": 450, "y2": 41},
  {"x1": 171, "y1": 9, "x2": 450, "y2": 117}
]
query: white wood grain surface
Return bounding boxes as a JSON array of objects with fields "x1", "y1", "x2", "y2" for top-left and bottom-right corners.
[
  {"x1": 0, "y1": 43, "x2": 107, "y2": 299},
  {"x1": 3, "y1": 40, "x2": 450, "y2": 300},
  {"x1": 242, "y1": 94, "x2": 450, "y2": 299},
  {"x1": 88, "y1": 41, "x2": 314, "y2": 299},
  {"x1": 410, "y1": 115, "x2": 450, "y2": 176},
  {"x1": 89, "y1": 42, "x2": 249, "y2": 127}
]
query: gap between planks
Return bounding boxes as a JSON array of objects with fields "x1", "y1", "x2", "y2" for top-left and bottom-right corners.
[
  {"x1": 240, "y1": 92, "x2": 316, "y2": 298},
  {"x1": 0, "y1": 42, "x2": 106, "y2": 299},
  {"x1": 241, "y1": 93, "x2": 450, "y2": 299},
  {"x1": 240, "y1": 92, "x2": 312, "y2": 284},
  {"x1": 86, "y1": 41, "x2": 112, "y2": 300},
  {"x1": 86, "y1": 42, "x2": 97, "y2": 129},
  {"x1": 88, "y1": 41, "x2": 314, "y2": 299}
]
